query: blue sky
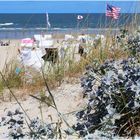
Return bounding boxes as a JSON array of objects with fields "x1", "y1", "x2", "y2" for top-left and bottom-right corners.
[{"x1": 0, "y1": 1, "x2": 139, "y2": 13}]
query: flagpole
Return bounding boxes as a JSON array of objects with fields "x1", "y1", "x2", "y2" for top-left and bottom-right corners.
[
  {"x1": 46, "y1": 12, "x2": 51, "y2": 30},
  {"x1": 105, "y1": 3, "x2": 107, "y2": 29},
  {"x1": 116, "y1": 21, "x2": 118, "y2": 37},
  {"x1": 77, "y1": 18, "x2": 79, "y2": 36},
  {"x1": 46, "y1": 12, "x2": 48, "y2": 31},
  {"x1": 105, "y1": 3, "x2": 110, "y2": 36},
  {"x1": 77, "y1": 15, "x2": 82, "y2": 35}
]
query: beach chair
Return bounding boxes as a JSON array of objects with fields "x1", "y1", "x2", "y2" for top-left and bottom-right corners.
[
  {"x1": 40, "y1": 39, "x2": 58, "y2": 63},
  {"x1": 0, "y1": 41, "x2": 4, "y2": 46},
  {"x1": 0, "y1": 40, "x2": 10, "y2": 46},
  {"x1": 42, "y1": 48, "x2": 58, "y2": 63},
  {"x1": 5, "y1": 40, "x2": 10, "y2": 46}
]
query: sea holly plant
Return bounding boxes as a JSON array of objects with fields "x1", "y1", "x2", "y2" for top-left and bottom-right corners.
[
  {"x1": 0, "y1": 109, "x2": 56, "y2": 139},
  {"x1": 116, "y1": 29, "x2": 140, "y2": 58},
  {"x1": 73, "y1": 57, "x2": 140, "y2": 138},
  {"x1": 0, "y1": 109, "x2": 25, "y2": 139},
  {"x1": 116, "y1": 28, "x2": 129, "y2": 48},
  {"x1": 29, "y1": 117, "x2": 55, "y2": 139},
  {"x1": 127, "y1": 31, "x2": 140, "y2": 57}
]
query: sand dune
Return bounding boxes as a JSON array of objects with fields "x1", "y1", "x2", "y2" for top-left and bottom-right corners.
[{"x1": 0, "y1": 82, "x2": 86, "y2": 139}]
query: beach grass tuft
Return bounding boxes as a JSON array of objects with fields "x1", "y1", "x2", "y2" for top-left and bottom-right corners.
[{"x1": 0, "y1": 32, "x2": 129, "y2": 98}]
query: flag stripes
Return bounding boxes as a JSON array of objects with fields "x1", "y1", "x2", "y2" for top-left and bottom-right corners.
[{"x1": 106, "y1": 4, "x2": 121, "y2": 19}]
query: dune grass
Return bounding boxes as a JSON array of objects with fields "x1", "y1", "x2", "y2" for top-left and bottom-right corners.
[
  {"x1": 0, "y1": 30, "x2": 138, "y2": 139},
  {"x1": 0, "y1": 33, "x2": 129, "y2": 99}
]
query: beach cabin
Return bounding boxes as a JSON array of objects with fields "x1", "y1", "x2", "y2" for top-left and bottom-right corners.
[
  {"x1": 41, "y1": 41, "x2": 58, "y2": 63},
  {"x1": 33, "y1": 34, "x2": 52, "y2": 47},
  {"x1": 34, "y1": 34, "x2": 52, "y2": 41},
  {"x1": 19, "y1": 37, "x2": 44, "y2": 71},
  {"x1": 34, "y1": 33, "x2": 58, "y2": 63}
]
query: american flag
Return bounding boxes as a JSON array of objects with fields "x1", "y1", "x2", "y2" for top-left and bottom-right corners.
[{"x1": 106, "y1": 4, "x2": 121, "y2": 19}]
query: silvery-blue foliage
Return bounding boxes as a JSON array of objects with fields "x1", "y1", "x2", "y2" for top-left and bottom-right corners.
[
  {"x1": 74, "y1": 57, "x2": 140, "y2": 138},
  {"x1": 0, "y1": 109, "x2": 55, "y2": 139},
  {"x1": 127, "y1": 31, "x2": 140, "y2": 57},
  {"x1": 0, "y1": 109, "x2": 25, "y2": 139},
  {"x1": 29, "y1": 117, "x2": 55, "y2": 139}
]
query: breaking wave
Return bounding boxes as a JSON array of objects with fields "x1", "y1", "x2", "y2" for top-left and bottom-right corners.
[{"x1": 0, "y1": 23, "x2": 14, "y2": 26}]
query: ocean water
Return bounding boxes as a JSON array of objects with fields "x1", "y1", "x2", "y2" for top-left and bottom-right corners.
[{"x1": 0, "y1": 13, "x2": 138, "y2": 39}]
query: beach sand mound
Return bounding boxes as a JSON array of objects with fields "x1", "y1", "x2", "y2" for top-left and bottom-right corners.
[{"x1": 0, "y1": 82, "x2": 87, "y2": 138}]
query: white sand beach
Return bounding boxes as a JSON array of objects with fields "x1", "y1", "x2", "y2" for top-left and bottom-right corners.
[{"x1": 0, "y1": 40, "x2": 20, "y2": 71}]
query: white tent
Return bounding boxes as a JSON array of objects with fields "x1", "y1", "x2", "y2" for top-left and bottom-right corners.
[{"x1": 39, "y1": 40, "x2": 54, "y2": 48}]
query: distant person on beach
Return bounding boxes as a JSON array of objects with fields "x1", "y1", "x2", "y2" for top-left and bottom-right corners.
[
  {"x1": 32, "y1": 36, "x2": 36, "y2": 43},
  {"x1": 78, "y1": 44, "x2": 84, "y2": 56},
  {"x1": 41, "y1": 32, "x2": 46, "y2": 40},
  {"x1": 78, "y1": 34, "x2": 86, "y2": 57}
]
